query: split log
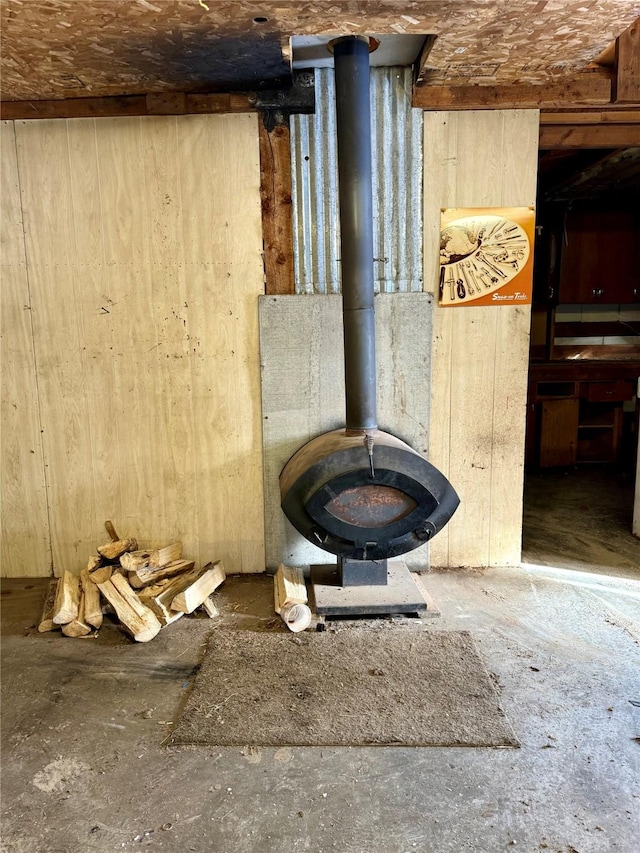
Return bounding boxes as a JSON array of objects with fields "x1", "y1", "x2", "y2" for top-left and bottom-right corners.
[
  {"x1": 52, "y1": 570, "x2": 80, "y2": 625},
  {"x1": 200, "y1": 596, "x2": 219, "y2": 619},
  {"x1": 170, "y1": 561, "x2": 226, "y2": 614},
  {"x1": 80, "y1": 569, "x2": 103, "y2": 629},
  {"x1": 128, "y1": 558, "x2": 195, "y2": 589},
  {"x1": 141, "y1": 563, "x2": 223, "y2": 622},
  {"x1": 62, "y1": 591, "x2": 92, "y2": 637},
  {"x1": 138, "y1": 580, "x2": 184, "y2": 625},
  {"x1": 119, "y1": 550, "x2": 151, "y2": 573},
  {"x1": 85, "y1": 554, "x2": 112, "y2": 584},
  {"x1": 274, "y1": 564, "x2": 311, "y2": 633},
  {"x1": 148, "y1": 541, "x2": 182, "y2": 568},
  {"x1": 104, "y1": 520, "x2": 120, "y2": 542},
  {"x1": 89, "y1": 563, "x2": 113, "y2": 584},
  {"x1": 96, "y1": 573, "x2": 161, "y2": 643},
  {"x1": 97, "y1": 537, "x2": 138, "y2": 562},
  {"x1": 274, "y1": 564, "x2": 308, "y2": 611},
  {"x1": 86, "y1": 555, "x2": 102, "y2": 573},
  {"x1": 38, "y1": 579, "x2": 60, "y2": 632}
]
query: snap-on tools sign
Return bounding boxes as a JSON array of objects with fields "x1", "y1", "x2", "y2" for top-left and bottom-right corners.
[{"x1": 439, "y1": 207, "x2": 535, "y2": 307}]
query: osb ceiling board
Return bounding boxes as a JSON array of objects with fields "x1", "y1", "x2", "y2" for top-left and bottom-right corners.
[{"x1": 2, "y1": 0, "x2": 640, "y2": 101}]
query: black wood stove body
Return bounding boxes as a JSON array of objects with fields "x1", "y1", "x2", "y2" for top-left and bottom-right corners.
[{"x1": 280, "y1": 36, "x2": 459, "y2": 615}]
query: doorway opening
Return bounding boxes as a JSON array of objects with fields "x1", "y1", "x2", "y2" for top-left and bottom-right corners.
[{"x1": 522, "y1": 145, "x2": 640, "y2": 578}]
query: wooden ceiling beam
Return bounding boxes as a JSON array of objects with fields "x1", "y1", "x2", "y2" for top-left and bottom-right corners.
[
  {"x1": 411, "y1": 74, "x2": 611, "y2": 110},
  {"x1": 539, "y1": 123, "x2": 640, "y2": 148},
  {"x1": 0, "y1": 92, "x2": 256, "y2": 121},
  {"x1": 540, "y1": 109, "x2": 640, "y2": 124},
  {"x1": 614, "y1": 19, "x2": 640, "y2": 103},
  {"x1": 539, "y1": 107, "x2": 640, "y2": 147}
]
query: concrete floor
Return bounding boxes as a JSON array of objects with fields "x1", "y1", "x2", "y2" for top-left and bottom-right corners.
[{"x1": 2, "y1": 469, "x2": 639, "y2": 853}]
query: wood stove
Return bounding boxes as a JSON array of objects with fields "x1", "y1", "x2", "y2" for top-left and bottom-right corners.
[{"x1": 280, "y1": 36, "x2": 459, "y2": 614}]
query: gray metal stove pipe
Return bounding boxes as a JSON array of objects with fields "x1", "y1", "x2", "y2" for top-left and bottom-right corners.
[{"x1": 333, "y1": 36, "x2": 377, "y2": 433}]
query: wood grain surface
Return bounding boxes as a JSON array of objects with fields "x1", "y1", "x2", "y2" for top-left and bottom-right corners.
[
  {"x1": 2, "y1": 114, "x2": 265, "y2": 576},
  {"x1": 423, "y1": 110, "x2": 539, "y2": 567},
  {"x1": 0, "y1": 121, "x2": 52, "y2": 576}
]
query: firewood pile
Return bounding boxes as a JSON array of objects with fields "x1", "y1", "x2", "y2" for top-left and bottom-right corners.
[{"x1": 38, "y1": 522, "x2": 226, "y2": 643}]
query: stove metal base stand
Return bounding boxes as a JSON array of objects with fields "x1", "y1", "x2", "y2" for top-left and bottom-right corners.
[
  {"x1": 310, "y1": 561, "x2": 428, "y2": 618},
  {"x1": 339, "y1": 556, "x2": 388, "y2": 586}
]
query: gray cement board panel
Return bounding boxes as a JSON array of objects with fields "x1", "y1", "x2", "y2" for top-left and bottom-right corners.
[{"x1": 259, "y1": 293, "x2": 433, "y2": 570}]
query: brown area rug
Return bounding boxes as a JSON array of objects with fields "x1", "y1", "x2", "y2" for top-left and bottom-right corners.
[{"x1": 171, "y1": 629, "x2": 519, "y2": 748}]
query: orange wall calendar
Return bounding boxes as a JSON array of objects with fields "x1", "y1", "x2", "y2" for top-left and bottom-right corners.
[{"x1": 439, "y1": 207, "x2": 536, "y2": 307}]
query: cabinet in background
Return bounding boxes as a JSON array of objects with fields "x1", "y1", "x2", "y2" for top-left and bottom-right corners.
[
  {"x1": 527, "y1": 372, "x2": 636, "y2": 468},
  {"x1": 558, "y1": 210, "x2": 639, "y2": 304},
  {"x1": 539, "y1": 398, "x2": 579, "y2": 467}
]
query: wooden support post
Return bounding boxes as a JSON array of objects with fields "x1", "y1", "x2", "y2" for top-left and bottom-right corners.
[
  {"x1": 614, "y1": 21, "x2": 640, "y2": 103},
  {"x1": 259, "y1": 118, "x2": 295, "y2": 296}
]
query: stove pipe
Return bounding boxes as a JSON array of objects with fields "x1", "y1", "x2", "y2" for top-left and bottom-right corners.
[
  {"x1": 278, "y1": 36, "x2": 459, "y2": 567},
  {"x1": 333, "y1": 36, "x2": 377, "y2": 433}
]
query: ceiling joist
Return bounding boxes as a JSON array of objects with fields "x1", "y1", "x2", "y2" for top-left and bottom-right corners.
[
  {"x1": 411, "y1": 74, "x2": 612, "y2": 111},
  {"x1": 539, "y1": 124, "x2": 640, "y2": 149},
  {"x1": 539, "y1": 109, "x2": 640, "y2": 147},
  {"x1": 0, "y1": 92, "x2": 255, "y2": 121}
]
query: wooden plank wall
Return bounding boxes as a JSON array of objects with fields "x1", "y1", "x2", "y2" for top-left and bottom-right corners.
[
  {"x1": 1, "y1": 114, "x2": 265, "y2": 577},
  {"x1": 1, "y1": 123, "x2": 53, "y2": 575},
  {"x1": 424, "y1": 110, "x2": 540, "y2": 567}
]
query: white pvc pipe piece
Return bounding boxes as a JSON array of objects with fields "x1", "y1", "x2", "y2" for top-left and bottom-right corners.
[{"x1": 280, "y1": 602, "x2": 312, "y2": 633}]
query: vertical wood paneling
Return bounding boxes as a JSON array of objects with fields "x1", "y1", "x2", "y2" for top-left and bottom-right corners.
[
  {"x1": 424, "y1": 110, "x2": 539, "y2": 567},
  {"x1": 0, "y1": 122, "x2": 52, "y2": 575},
  {"x1": 93, "y1": 117, "x2": 162, "y2": 544},
  {"x1": 176, "y1": 114, "x2": 265, "y2": 573},
  {"x1": 2, "y1": 114, "x2": 264, "y2": 576},
  {"x1": 16, "y1": 119, "x2": 98, "y2": 570},
  {"x1": 67, "y1": 118, "x2": 123, "y2": 544}
]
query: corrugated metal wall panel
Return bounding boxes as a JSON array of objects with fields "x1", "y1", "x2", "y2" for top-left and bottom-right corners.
[{"x1": 291, "y1": 66, "x2": 423, "y2": 294}]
